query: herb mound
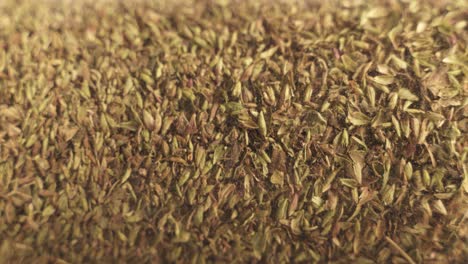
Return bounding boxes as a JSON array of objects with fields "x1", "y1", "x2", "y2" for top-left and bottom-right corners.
[{"x1": 0, "y1": 0, "x2": 466, "y2": 263}]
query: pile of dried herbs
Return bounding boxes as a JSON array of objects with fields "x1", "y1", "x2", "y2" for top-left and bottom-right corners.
[{"x1": 0, "y1": 0, "x2": 467, "y2": 263}]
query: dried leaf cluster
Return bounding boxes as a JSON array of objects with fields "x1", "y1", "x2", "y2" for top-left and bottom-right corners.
[{"x1": 0, "y1": 0, "x2": 467, "y2": 263}]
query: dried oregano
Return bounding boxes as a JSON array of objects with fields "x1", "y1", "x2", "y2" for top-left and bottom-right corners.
[{"x1": 0, "y1": 0, "x2": 466, "y2": 263}]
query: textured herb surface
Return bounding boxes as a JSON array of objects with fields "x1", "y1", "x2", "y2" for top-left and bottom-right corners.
[{"x1": 0, "y1": 0, "x2": 467, "y2": 263}]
